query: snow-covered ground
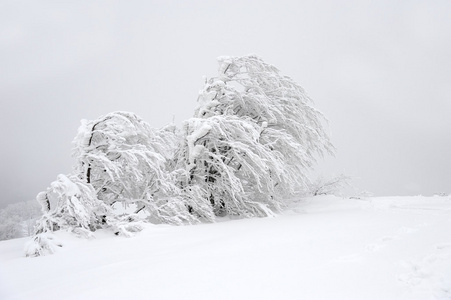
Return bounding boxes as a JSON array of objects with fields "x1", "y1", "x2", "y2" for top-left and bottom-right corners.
[{"x1": 1, "y1": 195, "x2": 450, "y2": 300}]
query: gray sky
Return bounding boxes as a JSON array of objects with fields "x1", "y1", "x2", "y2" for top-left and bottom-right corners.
[{"x1": 1, "y1": 0, "x2": 450, "y2": 208}]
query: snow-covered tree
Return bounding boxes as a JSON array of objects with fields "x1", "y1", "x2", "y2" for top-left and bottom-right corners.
[
  {"x1": 72, "y1": 111, "x2": 214, "y2": 225},
  {"x1": 72, "y1": 111, "x2": 173, "y2": 206},
  {"x1": 175, "y1": 55, "x2": 334, "y2": 217},
  {"x1": 0, "y1": 215, "x2": 22, "y2": 241},
  {"x1": 27, "y1": 111, "x2": 216, "y2": 256},
  {"x1": 25, "y1": 55, "x2": 334, "y2": 256},
  {"x1": 0, "y1": 200, "x2": 42, "y2": 241},
  {"x1": 175, "y1": 116, "x2": 290, "y2": 217}
]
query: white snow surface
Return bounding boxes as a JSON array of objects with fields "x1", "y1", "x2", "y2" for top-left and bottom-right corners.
[{"x1": 1, "y1": 195, "x2": 450, "y2": 300}]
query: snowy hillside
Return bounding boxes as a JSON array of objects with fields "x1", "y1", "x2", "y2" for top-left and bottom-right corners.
[{"x1": 1, "y1": 195, "x2": 450, "y2": 300}]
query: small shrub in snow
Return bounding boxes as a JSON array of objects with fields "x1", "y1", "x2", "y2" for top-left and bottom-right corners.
[
  {"x1": 25, "y1": 174, "x2": 109, "y2": 256},
  {"x1": 24, "y1": 232, "x2": 63, "y2": 257},
  {"x1": 34, "y1": 175, "x2": 108, "y2": 233},
  {"x1": 308, "y1": 174, "x2": 352, "y2": 196},
  {"x1": 26, "y1": 175, "x2": 111, "y2": 251}
]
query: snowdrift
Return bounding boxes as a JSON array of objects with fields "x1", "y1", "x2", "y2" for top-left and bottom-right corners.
[{"x1": 1, "y1": 195, "x2": 450, "y2": 299}]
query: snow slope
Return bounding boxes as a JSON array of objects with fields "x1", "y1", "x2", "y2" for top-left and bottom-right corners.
[{"x1": 1, "y1": 195, "x2": 450, "y2": 300}]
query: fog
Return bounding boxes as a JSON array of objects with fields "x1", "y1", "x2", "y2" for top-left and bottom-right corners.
[{"x1": 1, "y1": 0, "x2": 450, "y2": 208}]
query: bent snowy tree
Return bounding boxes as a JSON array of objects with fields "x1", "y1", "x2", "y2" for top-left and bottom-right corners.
[
  {"x1": 72, "y1": 111, "x2": 213, "y2": 225},
  {"x1": 175, "y1": 55, "x2": 334, "y2": 217},
  {"x1": 27, "y1": 55, "x2": 333, "y2": 256}
]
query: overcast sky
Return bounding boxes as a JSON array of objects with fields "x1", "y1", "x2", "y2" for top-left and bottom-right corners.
[{"x1": 1, "y1": 0, "x2": 450, "y2": 208}]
